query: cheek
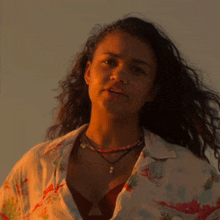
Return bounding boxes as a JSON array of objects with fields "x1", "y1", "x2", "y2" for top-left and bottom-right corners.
[
  {"x1": 91, "y1": 66, "x2": 107, "y2": 82},
  {"x1": 88, "y1": 81, "x2": 98, "y2": 99},
  {"x1": 128, "y1": 88, "x2": 147, "y2": 110},
  {"x1": 87, "y1": 76, "x2": 104, "y2": 99},
  {"x1": 134, "y1": 84, "x2": 153, "y2": 104}
]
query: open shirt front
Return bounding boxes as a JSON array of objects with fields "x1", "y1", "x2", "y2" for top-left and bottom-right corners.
[{"x1": 1, "y1": 124, "x2": 220, "y2": 219}]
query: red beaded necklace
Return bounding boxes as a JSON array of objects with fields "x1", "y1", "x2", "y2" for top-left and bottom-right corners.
[
  {"x1": 80, "y1": 132, "x2": 145, "y2": 174},
  {"x1": 80, "y1": 133, "x2": 144, "y2": 153}
]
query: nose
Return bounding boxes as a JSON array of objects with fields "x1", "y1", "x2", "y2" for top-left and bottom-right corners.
[{"x1": 110, "y1": 65, "x2": 128, "y2": 84}]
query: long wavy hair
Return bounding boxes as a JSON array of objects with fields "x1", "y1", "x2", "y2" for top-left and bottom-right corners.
[{"x1": 44, "y1": 15, "x2": 220, "y2": 170}]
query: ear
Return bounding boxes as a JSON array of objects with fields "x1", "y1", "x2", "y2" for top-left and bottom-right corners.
[
  {"x1": 148, "y1": 84, "x2": 159, "y2": 102},
  {"x1": 84, "y1": 61, "x2": 92, "y2": 85}
]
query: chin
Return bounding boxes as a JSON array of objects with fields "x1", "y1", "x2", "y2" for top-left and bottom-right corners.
[{"x1": 106, "y1": 107, "x2": 137, "y2": 119}]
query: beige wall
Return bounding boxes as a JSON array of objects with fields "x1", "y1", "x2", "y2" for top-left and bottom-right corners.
[{"x1": 1, "y1": 0, "x2": 220, "y2": 185}]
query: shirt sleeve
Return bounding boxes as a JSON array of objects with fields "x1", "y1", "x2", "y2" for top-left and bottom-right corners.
[
  {"x1": 201, "y1": 169, "x2": 220, "y2": 219},
  {"x1": 0, "y1": 141, "x2": 51, "y2": 220},
  {"x1": 0, "y1": 166, "x2": 24, "y2": 220}
]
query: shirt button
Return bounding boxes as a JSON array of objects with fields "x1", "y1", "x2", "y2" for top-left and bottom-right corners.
[{"x1": 171, "y1": 217, "x2": 183, "y2": 220}]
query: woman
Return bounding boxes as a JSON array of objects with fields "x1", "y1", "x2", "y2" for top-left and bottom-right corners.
[{"x1": 1, "y1": 15, "x2": 220, "y2": 220}]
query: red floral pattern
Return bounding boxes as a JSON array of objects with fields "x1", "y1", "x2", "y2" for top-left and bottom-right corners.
[
  {"x1": 124, "y1": 174, "x2": 138, "y2": 192},
  {"x1": 156, "y1": 198, "x2": 220, "y2": 219}
]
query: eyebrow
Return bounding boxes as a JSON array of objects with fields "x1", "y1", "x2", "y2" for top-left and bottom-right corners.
[{"x1": 103, "y1": 52, "x2": 150, "y2": 66}]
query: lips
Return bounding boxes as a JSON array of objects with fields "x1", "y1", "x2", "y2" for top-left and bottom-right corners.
[
  {"x1": 109, "y1": 89, "x2": 123, "y2": 94},
  {"x1": 106, "y1": 86, "x2": 126, "y2": 96}
]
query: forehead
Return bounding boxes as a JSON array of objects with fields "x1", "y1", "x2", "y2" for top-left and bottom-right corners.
[{"x1": 93, "y1": 30, "x2": 156, "y2": 65}]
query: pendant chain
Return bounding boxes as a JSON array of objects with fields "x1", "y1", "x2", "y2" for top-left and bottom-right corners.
[{"x1": 80, "y1": 134, "x2": 145, "y2": 174}]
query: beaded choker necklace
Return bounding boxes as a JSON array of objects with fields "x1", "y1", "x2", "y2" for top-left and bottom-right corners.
[{"x1": 80, "y1": 133, "x2": 145, "y2": 174}]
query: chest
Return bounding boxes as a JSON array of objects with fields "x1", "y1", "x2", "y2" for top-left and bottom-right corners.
[
  {"x1": 66, "y1": 169, "x2": 129, "y2": 206},
  {"x1": 66, "y1": 145, "x2": 142, "y2": 204}
]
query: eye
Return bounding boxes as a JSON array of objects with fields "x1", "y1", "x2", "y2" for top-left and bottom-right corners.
[
  {"x1": 103, "y1": 59, "x2": 117, "y2": 66},
  {"x1": 131, "y1": 66, "x2": 146, "y2": 75}
]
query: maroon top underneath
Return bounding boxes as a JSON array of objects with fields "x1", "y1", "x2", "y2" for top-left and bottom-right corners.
[{"x1": 68, "y1": 182, "x2": 126, "y2": 220}]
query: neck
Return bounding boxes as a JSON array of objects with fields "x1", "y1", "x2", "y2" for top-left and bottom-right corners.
[{"x1": 85, "y1": 111, "x2": 143, "y2": 151}]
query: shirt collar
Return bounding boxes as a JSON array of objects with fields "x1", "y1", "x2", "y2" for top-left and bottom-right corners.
[
  {"x1": 43, "y1": 124, "x2": 89, "y2": 156},
  {"x1": 143, "y1": 129, "x2": 177, "y2": 159},
  {"x1": 43, "y1": 124, "x2": 177, "y2": 159}
]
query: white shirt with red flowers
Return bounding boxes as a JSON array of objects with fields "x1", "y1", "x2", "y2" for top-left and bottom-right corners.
[{"x1": 1, "y1": 124, "x2": 220, "y2": 220}]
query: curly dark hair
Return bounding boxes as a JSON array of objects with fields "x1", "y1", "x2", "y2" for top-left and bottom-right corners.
[{"x1": 44, "y1": 14, "x2": 220, "y2": 171}]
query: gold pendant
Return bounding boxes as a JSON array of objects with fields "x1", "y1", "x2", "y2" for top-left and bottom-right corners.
[
  {"x1": 81, "y1": 143, "x2": 86, "y2": 149},
  {"x1": 109, "y1": 166, "x2": 114, "y2": 174}
]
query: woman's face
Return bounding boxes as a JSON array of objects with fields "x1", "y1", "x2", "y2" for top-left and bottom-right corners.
[{"x1": 84, "y1": 30, "x2": 158, "y2": 118}]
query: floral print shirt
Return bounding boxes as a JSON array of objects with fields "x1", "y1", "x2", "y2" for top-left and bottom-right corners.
[{"x1": 1, "y1": 124, "x2": 220, "y2": 220}]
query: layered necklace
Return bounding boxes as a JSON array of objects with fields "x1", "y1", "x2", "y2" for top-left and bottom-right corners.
[{"x1": 80, "y1": 132, "x2": 145, "y2": 174}]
